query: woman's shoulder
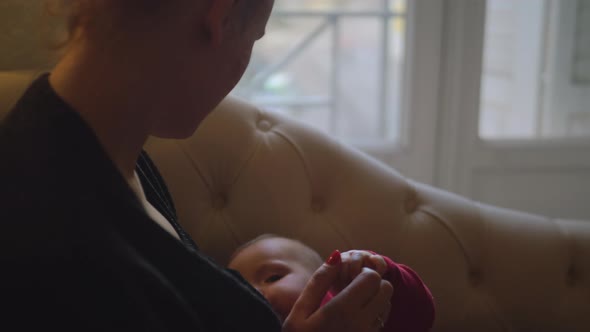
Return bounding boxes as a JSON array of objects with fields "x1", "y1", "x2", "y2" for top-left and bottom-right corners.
[
  {"x1": 1, "y1": 74, "x2": 98, "y2": 165},
  {"x1": 0, "y1": 75, "x2": 130, "y2": 243}
]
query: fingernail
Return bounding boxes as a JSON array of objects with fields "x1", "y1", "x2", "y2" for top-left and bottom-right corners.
[{"x1": 326, "y1": 250, "x2": 341, "y2": 266}]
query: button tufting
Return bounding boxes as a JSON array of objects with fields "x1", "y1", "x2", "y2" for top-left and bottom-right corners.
[
  {"x1": 405, "y1": 195, "x2": 419, "y2": 214},
  {"x1": 311, "y1": 197, "x2": 325, "y2": 213},
  {"x1": 257, "y1": 119, "x2": 272, "y2": 132},
  {"x1": 212, "y1": 194, "x2": 228, "y2": 210}
]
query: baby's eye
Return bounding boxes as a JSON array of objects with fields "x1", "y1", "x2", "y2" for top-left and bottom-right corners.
[{"x1": 264, "y1": 274, "x2": 283, "y2": 284}]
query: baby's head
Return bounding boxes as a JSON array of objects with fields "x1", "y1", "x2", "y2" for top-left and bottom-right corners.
[{"x1": 228, "y1": 234, "x2": 323, "y2": 321}]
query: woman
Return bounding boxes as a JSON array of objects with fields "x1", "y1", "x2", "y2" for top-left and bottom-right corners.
[{"x1": 0, "y1": 1, "x2": 393, "y2": 331}]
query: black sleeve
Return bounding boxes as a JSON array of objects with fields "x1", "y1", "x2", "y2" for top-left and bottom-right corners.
[{"x1": 4, "y1": 232, "x2": 205, "y2": 332}]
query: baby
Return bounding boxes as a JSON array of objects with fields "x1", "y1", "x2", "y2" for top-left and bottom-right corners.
[{"x1": 228, "y1": 234, "x2": 435, "y2": 331}]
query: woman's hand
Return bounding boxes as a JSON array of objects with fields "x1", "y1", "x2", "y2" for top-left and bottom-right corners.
[
  {"x1": 283, "y1": 251, "x2": 393, "y2": 332},
  {"x1": 338, "y1": 250, "x2": 388, "y2": 290}
]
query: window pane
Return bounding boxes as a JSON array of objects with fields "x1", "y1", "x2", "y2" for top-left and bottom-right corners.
[
  {"x1": 573, "y1": 0, "x2": 590, "y2": 83},
  {"x1": 480, "y1": 0, "x2": 590, "y2": 139},
  {"x1": 232, "y1": 0, "x2": 407, "y2": 144},
  {"x1": 274, "y1": 0, "x2": 395, "y2": 12}
]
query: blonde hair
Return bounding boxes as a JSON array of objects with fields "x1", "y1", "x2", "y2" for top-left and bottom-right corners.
[
  {"x1": 44, "y1": 0, "x2": 175, "y2": 48},
  {"x1": 45, "y1": 0, "x2": 263, "y2": 48}
]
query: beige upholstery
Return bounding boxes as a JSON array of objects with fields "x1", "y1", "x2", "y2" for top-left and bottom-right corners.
[
  {"x1": 0, "y1": 71, "x2": 39, "y2": 113},
  {"x1": 2, "y1": 71, "x2": 589, "y2": 331}
]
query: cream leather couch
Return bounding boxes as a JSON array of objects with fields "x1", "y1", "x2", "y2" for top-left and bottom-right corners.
[{"x1": 2, "y1": 71, "x2": 589, "y2": 331}]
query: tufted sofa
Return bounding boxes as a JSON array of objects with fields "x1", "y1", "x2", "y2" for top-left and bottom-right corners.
[{"x1": 2, "y1": 71, "x2": 590, "y2": 331}]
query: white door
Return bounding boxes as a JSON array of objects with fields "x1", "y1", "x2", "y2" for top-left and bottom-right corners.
[{"x1": 436, "y1": 0, "x2": 590, "y2": 220}]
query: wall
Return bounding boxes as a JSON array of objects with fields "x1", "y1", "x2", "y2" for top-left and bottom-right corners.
[{"x1": 0, "y1": 0, "x2": 60, "y2": 70}]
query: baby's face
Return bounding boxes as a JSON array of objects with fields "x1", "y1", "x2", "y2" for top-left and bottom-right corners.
[{"x1": 228, "y1": 238, "x2": 315, "y2": 321}]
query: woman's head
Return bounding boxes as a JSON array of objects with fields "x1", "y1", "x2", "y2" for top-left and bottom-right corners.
[
  {"x1": 49, "y1": 0, "x2": 264, "y2": 48},
  {"x1": 228, "y1": 235, "x2": 323, "y2": 321},
  {"x1": 48, "y1": 0, "x2": 274, "y2": 138}
]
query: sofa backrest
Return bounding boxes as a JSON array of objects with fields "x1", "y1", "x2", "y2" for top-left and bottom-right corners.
[
  {"x1": 147, "y1": 97, "x2": 590, "y2": 332},
  {"x1": 0, "y1": 71, "x2": 38, "y2": 120}
]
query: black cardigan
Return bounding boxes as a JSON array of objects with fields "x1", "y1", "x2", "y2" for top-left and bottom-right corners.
[{"x1": 0, "y1": 74, "x2": 281, "y2": 331}]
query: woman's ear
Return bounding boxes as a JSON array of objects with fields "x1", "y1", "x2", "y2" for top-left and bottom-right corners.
[{"x1": 204, "y1": 0, "x2": 236, "y2": 46}]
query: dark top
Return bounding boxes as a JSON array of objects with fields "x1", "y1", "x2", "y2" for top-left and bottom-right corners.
[{"x1": 0, "y1": 74, "x2": 282, "y2": 331}]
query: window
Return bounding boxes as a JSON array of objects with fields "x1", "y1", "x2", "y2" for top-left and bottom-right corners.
[
  {"x1": 232, "y1": 0, "x2": 407, "y2": 144},
  {"x1": 479, "y1": 0, "x2": 590, "y2": 139}
]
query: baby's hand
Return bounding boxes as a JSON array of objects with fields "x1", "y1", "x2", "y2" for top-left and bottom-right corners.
[{"x1": 337, "y1": 250, "x2": 387, "y2": 290}]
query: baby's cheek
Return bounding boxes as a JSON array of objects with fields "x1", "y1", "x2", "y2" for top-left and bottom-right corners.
[
  {"x1": 267, "y1": 287, "x2": 302, "y2": 321},
  {"x1": 270, "y1": 292, "x2": 299, "y2": 320},
  {"x1": 272, "y1": 275, "x2": 315, "y2": 320},
  {"x1": 285, "y1": 287, "x2": 304, "y2": 313}
]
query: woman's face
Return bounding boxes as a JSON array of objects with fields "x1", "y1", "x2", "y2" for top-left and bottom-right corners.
[
  {"x1": 144, "y1": 0, "x2": 275, "y2": 138},
  {"x1": 208, "y1": 0, "x2": 274, "y2": 110}
]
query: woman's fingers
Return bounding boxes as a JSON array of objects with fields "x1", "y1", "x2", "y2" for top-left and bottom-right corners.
[
  {"x1": 341, "y1": 250, "x2": 375, "y2": 284},
  {"x1": 328, "y1": 267, "x2": 383, "y2": 310},
  {"x1": 289, "y1": 251, "x2": 342, "y2": 320},
  {"x1": 368, "y1": 255, "x2": 388, "y2": 276},
  {"x1": 349, "y1": 251, "x2": 365, "y2": 280},
  {"x1": 321, "y1": 268, "x2": 392, "y2": 331},
  {"x1": 362, "y1": 279, "x2": 394, "y2": 328},
  {"x1": 288, "y1": 265, "x2": 393, "y2": 332}
]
